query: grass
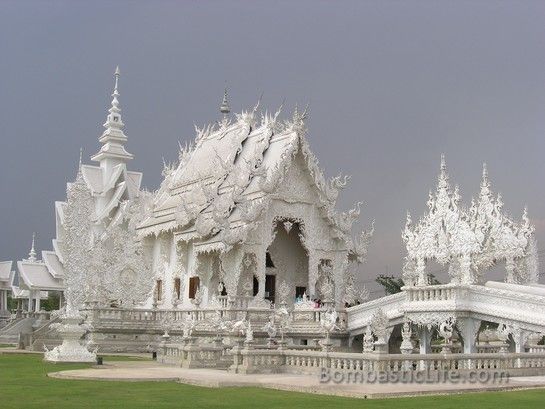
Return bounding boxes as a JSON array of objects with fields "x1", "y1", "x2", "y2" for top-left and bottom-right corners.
[{"x1": 1, "y1": 353, "x2": 545, "y2": 409}]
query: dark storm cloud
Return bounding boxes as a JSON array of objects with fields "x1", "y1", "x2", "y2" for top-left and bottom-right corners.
[{"x1": 1, "y1": 0, "x2": 544, "y2": 295}]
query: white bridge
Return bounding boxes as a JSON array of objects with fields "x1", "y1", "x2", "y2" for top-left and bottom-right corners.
[{"x1": 347, "y1": 281, "x2": 545, "y2": 353}]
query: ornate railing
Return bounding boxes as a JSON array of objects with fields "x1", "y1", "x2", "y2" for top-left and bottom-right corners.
[
  {"x1": 404, "y1": 284, "x2": 460, "y2": 302},
  {"x1": 83, "y1": 305, "x2": 348, "y2": 333},
  {"x1": 232, "y1": 348, "x2": 545, "y2": 375}
]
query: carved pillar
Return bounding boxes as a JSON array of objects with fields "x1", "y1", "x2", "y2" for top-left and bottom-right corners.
[
  {"x1": 416, "y1": 258, "x2": 427, "y2": 287},
  {"x1": 418, "y1": 326, "x2": 431, "y2": 354},
  {"x1": 333, "y1": 255, "x2": 346, "y2": 308},
  {"x1": 307, "y1": 251, "x2": 318, "y2": 298},
  {"x1": 28, "y1": 291, "x2": 33, "y2": 313},
  {"x1": 255, "y1": 249, "x2": 266, "y2": 299},
  {"x1": 459, "y1": 253, "x2": 473, "y2": 285},
  {"x1": 512, "y1": 327, "x2": 529, "y2": 354},
  {"x1": 163, "y1": 233, "x2": 177, "y2": 307},
  {"x1": 505, "y1": 257, "x2": 515, "y2": 283},
  {"x1": 220, "y1": 247, "x2": 244, "y2": 301},
  {"x1": 457, "y1": 317, "x2": 481, "y2": 353}
]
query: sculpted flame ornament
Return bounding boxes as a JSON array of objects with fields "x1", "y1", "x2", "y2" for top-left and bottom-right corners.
[{"x1": 403, "y1": 157, "x2": 537, "y2": 286}]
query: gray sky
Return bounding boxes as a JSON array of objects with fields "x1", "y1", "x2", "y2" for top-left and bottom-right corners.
[{"x1": 1, "y1": 0, "x2": 544, "y2": 296}]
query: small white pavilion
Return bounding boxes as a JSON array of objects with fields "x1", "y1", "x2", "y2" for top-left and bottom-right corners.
[
  {"x1": 13, "y1": 234, "x2": 63, "y2": 313},
  {"x1": 0, "y1": 261, "x2": 12, "y2": 320}
]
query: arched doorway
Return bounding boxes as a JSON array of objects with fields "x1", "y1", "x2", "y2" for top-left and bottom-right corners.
[{"x1": 265, "y1": 220, "x2": 308, "y2": 306}]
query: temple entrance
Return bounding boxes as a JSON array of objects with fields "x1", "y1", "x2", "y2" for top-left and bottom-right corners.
[
  {"x1": 265, "y1": 220, "x2": 308, "y2": 306},
  {"x1": 265, "y1": 274, "x2": 276, "y2": 302}
]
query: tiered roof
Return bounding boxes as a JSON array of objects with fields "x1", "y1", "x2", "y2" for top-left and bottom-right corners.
[
  {"x1": 138, "y1": 104, "x2": 367, "y2": 255},
  {"x1": 0, "y1": 261, "x2": 12, "y2": 291}
]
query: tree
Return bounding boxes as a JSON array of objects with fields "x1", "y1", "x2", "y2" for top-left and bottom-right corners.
[
  {"x1": 375, "y1": 275, "x2": 404, "y2": 295},
  {"x1": 376, "y1": 274, "x2": 440, "y2": 295}
]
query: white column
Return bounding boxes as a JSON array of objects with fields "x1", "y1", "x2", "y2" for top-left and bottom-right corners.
[
  {"x1": 255, "y1": 250, "x2": 266, "y2": 299},
  {"x1": 512, "y1": 329, "x2": 528, "y2": 354},
  {"x1": 28, "y1": 291, "x2": 33, "y2": 312},
  {"x1": 419, "y1": 326, "x2": 431, "y2": 354},
  {"x1": 35, "y1": 294, "x2": 41, "y2": 312},
  {"x1": 459, "y1": 317, "x2": 480, "y2": 354}
]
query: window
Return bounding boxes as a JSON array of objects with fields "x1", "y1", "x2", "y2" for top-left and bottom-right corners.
[
  {"x1": 189, "y1": 276, "x2": 200, "y2": 299},
  {"x1": 174, "y1": 278, "x2": 181, "y2": 300},
  {"x1": 253, "y1": 275, "x2": 259, "y2": 296},
  {"x1": 265, "y1": 252, "x2": 275, "y2": 268}
]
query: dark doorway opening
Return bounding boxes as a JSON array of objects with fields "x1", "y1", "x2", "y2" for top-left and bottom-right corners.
[{"x1": 265, "y1": 274, "x2": 276, "y2": 303}]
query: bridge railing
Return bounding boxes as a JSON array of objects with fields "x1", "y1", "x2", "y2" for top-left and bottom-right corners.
[{"x1": 234, "y1": 348, "x2": 545, "y2": 375}]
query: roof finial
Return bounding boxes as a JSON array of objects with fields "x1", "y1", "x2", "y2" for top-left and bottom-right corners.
[
  {"x1": 103, "y1": 66, "x2": 123, "y2": 131},
  {"x1": 220, "y1": 87, "x2": 230, "y2": 117},
  {"x1": 28, "y1": 232, "x2": 37, "y2": 262},
  {"x1": 114, "y1": 66, "x2": 120, "y2": 93},
  {"x1": 78, "y1": 147, "x2": 83, "y2": 171},
  {"x1": 440, "y1": 154, "x2": 446, "y2": 172}
]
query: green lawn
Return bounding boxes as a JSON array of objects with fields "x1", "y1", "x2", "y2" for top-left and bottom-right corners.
[{"x1": 1, "y1": 353, "x2": 544, "y2": 409}]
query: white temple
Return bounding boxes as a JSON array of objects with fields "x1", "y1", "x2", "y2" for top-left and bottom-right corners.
[{"x1": 0, "y1": 69, "x2": 543, "y2": 373}]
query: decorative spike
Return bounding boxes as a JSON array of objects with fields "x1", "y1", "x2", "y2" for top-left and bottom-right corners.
[
  {"x1": 114, "y1": 66, "x2": 120, "y2": 92},
  {"x1": 301, "y1": 103, "x2": 310, "y2": 120},
  {"x1": 252, "y1": 92, "x2": 263, "y2": 114},
  {"x1": 103, "y1": 66, "x2": 124, "y2": 131},
  {"x1": 273, "y1": 100, "x2": 285, "y2": 121},
  {"x1": 28, "y1": 232, "x2": 37, "y2": 262},
  {"x1": 220, "y1": 88, "x2": 230, "y2": 116}
]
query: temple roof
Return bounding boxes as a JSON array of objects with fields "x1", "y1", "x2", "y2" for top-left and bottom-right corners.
[
  {"x1": 42, "y1": 251, "x2": 65, "y2": 279},
  {"x1": 137, "y1": 105, "x2": 366, "y2": 250},
  {"x1": 137, "y1": 107, "x2": 301, "y2": 236},
  {"x1": 0, "y1": 261, "x2": 11, "y2": 282},
  {"x1": 81, "y1": 164, "x2": 142, "y2": 198},
  {"x1": 0, "y1": 261, "x2": 12, "y2": 290},
  {"x1": 16, "y1": 260, "x2": 64, "y2": 291}
]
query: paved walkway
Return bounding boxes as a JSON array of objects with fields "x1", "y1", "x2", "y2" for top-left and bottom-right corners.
[{"x1": 48, "y1": 360, "x2": 545, "y2": 399}]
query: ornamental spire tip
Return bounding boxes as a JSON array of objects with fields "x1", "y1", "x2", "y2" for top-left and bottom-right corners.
[
  {"x1": 220, "y1": 87, "x2": 230, "y2": 116},
  {"x1": 28, "y1": 232, "x2": 37, "y2": 262}
]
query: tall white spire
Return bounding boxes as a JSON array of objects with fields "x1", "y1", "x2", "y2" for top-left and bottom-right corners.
[
  {"x1": 28, "y1": 232, "x2": 37, "y2": 262},
  {"x1": 91, "y1": 67, "x2": 133, "y2": 163},
  {"x1": 220, "y1": 88, "x2": 230, "y2": 117},
  {"x1": 78, "y1": 147, "x2": 83, "y2": 173},
  {"x1": 104, "y1": 66, "x2": 123, "y2": 131}
]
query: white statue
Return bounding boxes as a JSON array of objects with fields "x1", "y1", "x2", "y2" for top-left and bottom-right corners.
[
  {"x1": 400, "y1": 322, "x2": 414, "y2": 354},
  {"x1": 362, "y1": 327, "x2": 374, "y2": 353},
  {"x1": 182, "y1": 313, "x2": 196, "y2": 338}
]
